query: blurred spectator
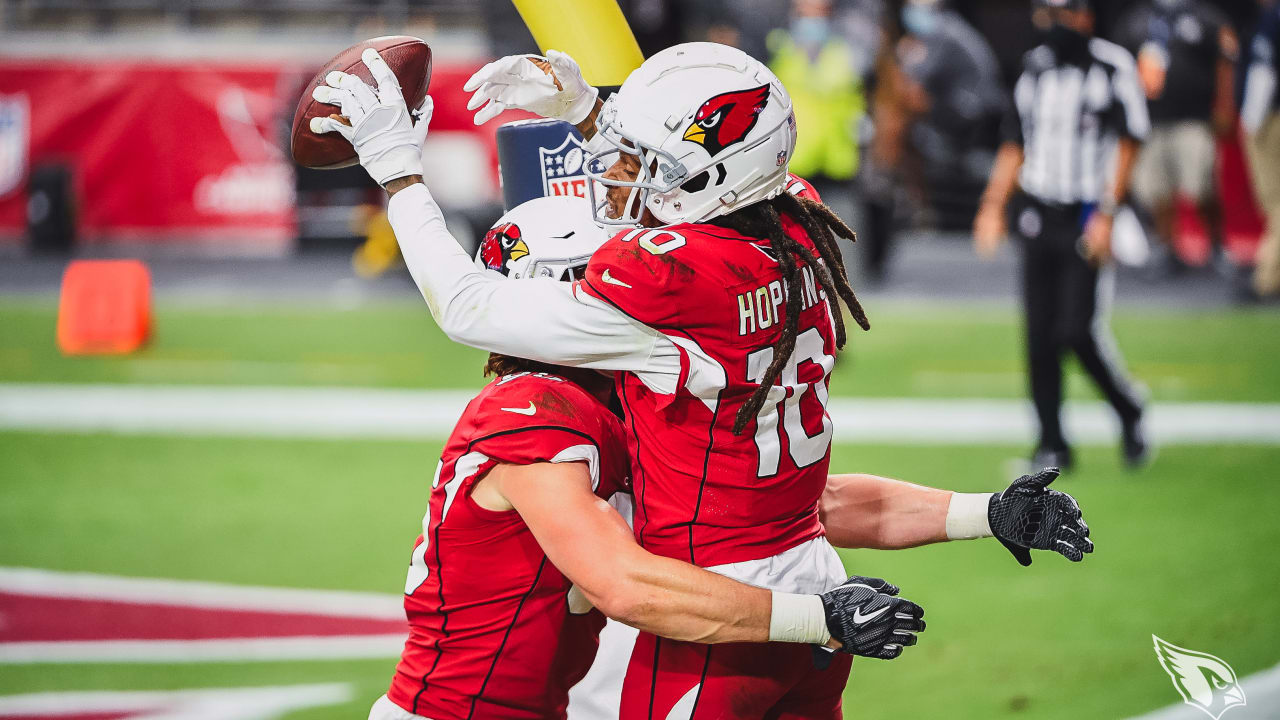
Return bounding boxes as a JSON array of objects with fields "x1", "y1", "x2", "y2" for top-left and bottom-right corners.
[
  {"x1": 618, "y1": 0, "x2": 687, "y2": 57},
  {"x1": 694, "y1": 0, "x2": 793, "y2": 62},
  {"x1": 893, "y1": 0, "x2": 1006, "y2": 227},
  {"x1": 858, "y1": 0, "x2": 1004, "y2": 281},
  {"x1": 1117, "y1": 0, "x2": 1240, "y2": 275},
  {"x1": 973, "y1": 0, "x2": 1151, "y2": 470},
  {"x1": 1240, "y1": 0, "x2": 1280, "y2": 298},
  {"x1": 481, "y1": 0, "x2": 541, "y2": 58},
  {"x1": 766, "y1": 0, "x2": 870, "y2": 215}
]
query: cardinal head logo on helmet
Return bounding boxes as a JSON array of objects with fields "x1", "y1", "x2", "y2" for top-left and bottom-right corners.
[
  {"x1": 682, "y1": 84, "x2": 771, "y2": 156},
  {"x1": 479, "y1": 222, "x2": 528, "y2": 276},
  {"x1": 1153, "y1": 635, "x2": 1246, "y2": 720}
]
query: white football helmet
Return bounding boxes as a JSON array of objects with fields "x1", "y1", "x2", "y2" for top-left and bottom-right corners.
[
  {"x1": 474, "y1": 195, "x2": 609, "y2": 281},
  {"x1": 584, "y1": 42, "x2": 797, "y2": 227}
]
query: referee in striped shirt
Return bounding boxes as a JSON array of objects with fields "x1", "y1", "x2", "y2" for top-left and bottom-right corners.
[{"x1": 973, "y1": 0, "x2": 1150, "y2": 471}]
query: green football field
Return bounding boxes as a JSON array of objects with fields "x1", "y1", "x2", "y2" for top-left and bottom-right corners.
[{"x1": 1, "y1": 297, "x2": 1278, "y2": 718}]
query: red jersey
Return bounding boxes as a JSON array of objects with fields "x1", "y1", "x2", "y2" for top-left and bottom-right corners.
[
  {"x1": 387, "y1": 372, "x2": 629, "y2": 720},
  {"x1": 576, "y1": 190, "x2": 838, "y2": 568}
]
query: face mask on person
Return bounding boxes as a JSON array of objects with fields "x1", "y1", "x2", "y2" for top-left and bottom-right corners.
[
  {"x1": 791, "y1": 16, "x2": 831, "y2": 49},
  {"x1": 902, "y1": 5, "x2": 940, "y2": 37},
  {"x1": 1044, "y1": 22, "x2": 1090, "y2": 58}
]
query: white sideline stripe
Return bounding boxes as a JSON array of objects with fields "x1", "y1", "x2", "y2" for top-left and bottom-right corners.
[
  {"x1": 1128, "y1": 661, "x2": 1280, "y2": 719},
  {"x1": 0, "y1": 683, "x2": 352, "y2": 716},
  {"x1": 0, "y1": 636, "x2": 404, "y2": 664},
  {"x1": 3, "y1": 383, "x2": 1280, "y2": 444},
  {"x1": 0, "y1": 566, "x2": 403, "y2": 619},
  {"x1": 0, "y1": 384, "x2": 478, "y2": 440}
]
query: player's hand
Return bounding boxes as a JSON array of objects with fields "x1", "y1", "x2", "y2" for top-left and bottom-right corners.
[
  {"x1": 973, "y1": 201, "x2": 1007, "y2": 259},
  {"x1": 310, "y1": 48, "x2": 432, "y2": 186},
  {"x1": 819, "y1": 576, "x2": 925, "y2": 660},
  {"x1": 1082, "y1": 213, "x2": 1114, "y2": 267},
  {"x1": 463, "y1": 50, "x2": 599, "y2": 125},
  {"x1": 988, "y1": 468, "x2": 1094, "y2": 566}
]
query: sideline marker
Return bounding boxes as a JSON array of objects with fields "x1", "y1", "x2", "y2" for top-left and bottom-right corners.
[{"x1": 56, "y1": 259, "x2": 152, "y2": 355}]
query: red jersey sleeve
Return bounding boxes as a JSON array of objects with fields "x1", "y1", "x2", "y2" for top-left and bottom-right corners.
[
  {"x1": 467, "y1": 374, "x2": 629, "y2": 497},
  {"x1": 579, "y1": 228, "x2": 693, "y2": 330}
]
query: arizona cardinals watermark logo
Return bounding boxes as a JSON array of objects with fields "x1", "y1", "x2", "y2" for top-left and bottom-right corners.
[
  {"x1": 1153, "y1": 635, "x2": 1246, "y2": 720},
  {"x1": 683, "y1": 84, "x2": 770, "y2": 156},
  {"x1": 479, "y1": 222, "x2": 528, "y2": 276}
]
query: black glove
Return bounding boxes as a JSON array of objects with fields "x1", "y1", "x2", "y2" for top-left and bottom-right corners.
[
  {"x1": 819, "y1": 575, "x2": 926, "y2": 660},
  {"x1": 988, "y1": 467, "x2": 1093, "y2": 566}
]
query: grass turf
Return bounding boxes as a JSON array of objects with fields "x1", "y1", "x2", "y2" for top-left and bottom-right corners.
[
  {"x1": 2, "y1": 432, "x2": 1277, "y2": 719},
  {"x1": 2, "y1": 299, "x2": 1279, "y2": 402}
]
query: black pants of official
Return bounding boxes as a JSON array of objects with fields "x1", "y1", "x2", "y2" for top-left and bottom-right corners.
[{"x1": 1013, "y1": 195, "x2": 1143, "y2": 449}]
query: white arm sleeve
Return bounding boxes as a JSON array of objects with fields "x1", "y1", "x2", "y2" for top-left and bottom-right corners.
[
  {"x1": 1242, "y1": 62, "x2": 1277, "y2": 135},
  {"x1": 385, "y1": 183, "x2": 682, "y2": 377},
  {"x1": 1113, "y1": 53, "x2": 1151, "y2": 141}
]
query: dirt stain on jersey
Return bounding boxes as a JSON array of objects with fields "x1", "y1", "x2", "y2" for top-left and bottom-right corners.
[
  {"x1": 532, "y1": 386, "x2": 581, "y2": 422},
  {"x1": 721, "y1": 259, "x2": 760, "y2": 284}
]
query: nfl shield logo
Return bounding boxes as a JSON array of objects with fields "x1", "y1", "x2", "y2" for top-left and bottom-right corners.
[
  {"x1": 0, "y1": 94, "x2": 29, "y2": 198},
  {"x1": 539, "y1": 134, "x2": 591, "y2": 199}
]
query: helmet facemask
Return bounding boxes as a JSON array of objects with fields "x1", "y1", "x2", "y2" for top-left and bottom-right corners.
[
  {"x1": 526, "y1": 254, "x2": 592, "y2": 281},
  {"x1": 585, "y1": 99, "x2": 691, "y2": 227}
]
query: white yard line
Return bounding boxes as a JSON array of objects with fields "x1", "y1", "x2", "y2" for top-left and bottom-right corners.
[
  {"x1": 0, "y1": 566, "x2": 402, "y2": 619},
  {"x1": 1, "y1": 383, "x2": 1279, "y2": 444},
  {"x1": 0, "y1": 684, "x2": 353, "y2": 718}
]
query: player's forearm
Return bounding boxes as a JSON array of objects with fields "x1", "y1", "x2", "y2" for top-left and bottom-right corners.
[
  {"x1": 979, "y1": 143, "x2": 1024, "y2": 210},
  {"x1": 820, "y1": 474, "x2": 997, "y2": 549},
  {"x1": 1108, "y1": 138, "x2": 1141, "y2": 207},
  {"x1": 819, "y1": 474, "x2": 952, "y2": 549},
  {"x1": 589, "y1": 546, "x2": 779, "y2": 644},
  {"x1": 574, "y1": 97, "x2": 604, "y2": 141},
  {"x1": 512, "y1": 467, "x2": 830, "y2": 647},
  {"x1": 384, "y1": 182, "x2": 673, "y2": 372},
  {"x1": 1214, "y1": 57, "x2": 1238, "y2": 133},
  {"x1": 385, "y1": 181, "x2": 498, "y2": 325}
]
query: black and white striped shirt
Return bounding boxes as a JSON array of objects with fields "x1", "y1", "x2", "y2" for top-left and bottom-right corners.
[{"x1": 1002, "y1": 37, "x2": 1150, "y2": 205}]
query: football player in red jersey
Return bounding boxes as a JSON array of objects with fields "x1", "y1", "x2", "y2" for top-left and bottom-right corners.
[
  {"x1": 369, "y1": 195, "x2": 928, "y2": 720},
  {"x1": 466, "y1": 44, "x2": 878, "y2": 717},
  {"x1": 315, "y1": 46, "x2": 1092, "y2": 720}
]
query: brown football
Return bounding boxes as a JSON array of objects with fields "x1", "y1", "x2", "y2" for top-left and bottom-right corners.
[{"x1": 290, "y1": 35, "x2": 432, "y2": 169}]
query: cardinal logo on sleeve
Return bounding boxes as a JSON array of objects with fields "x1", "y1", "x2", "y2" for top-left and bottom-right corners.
[
  {"x1": 1153, "y1": 635, "x2": 1246, "y2": 720},
  {"x1": 682, "y1": 85, "x2": 770, "y2": 156}
]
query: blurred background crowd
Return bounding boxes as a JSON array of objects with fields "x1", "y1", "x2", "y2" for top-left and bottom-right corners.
[{"x1": 0, "y1": 0, "x2": 1276, "y2": 302}]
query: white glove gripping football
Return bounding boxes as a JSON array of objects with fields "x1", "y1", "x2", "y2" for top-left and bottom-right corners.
[
  {"x1": 310, "y1": 48, "x2": 432, "y2": 186},
  {"x1": 463, "y1": 50, "x2": 599, "y2": 126}
]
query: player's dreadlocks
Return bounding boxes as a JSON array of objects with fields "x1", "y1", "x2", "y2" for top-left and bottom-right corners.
[{"x1": 711, "y1": 192, "x2": 870, "y2": 435}]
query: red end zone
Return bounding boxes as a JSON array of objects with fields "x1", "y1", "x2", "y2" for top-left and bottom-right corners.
[{"x1": 0, "y1": 567, "x2": 406, "y2": 664}]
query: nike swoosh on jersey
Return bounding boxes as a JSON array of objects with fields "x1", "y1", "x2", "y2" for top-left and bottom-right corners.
[
  {"x1": 600, "y1": 269, "x2": 633, "y2": 289},
  {"x1": 500, "y1": 402, "x2": 537, "y2": 416},
  {"x1": 852, "y1": 604, "x2": 892, "y2": 624}
]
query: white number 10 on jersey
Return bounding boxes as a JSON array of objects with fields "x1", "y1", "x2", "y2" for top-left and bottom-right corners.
[{"x1": 746, "y1": 327, "x2": 834, "y2": 477}]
